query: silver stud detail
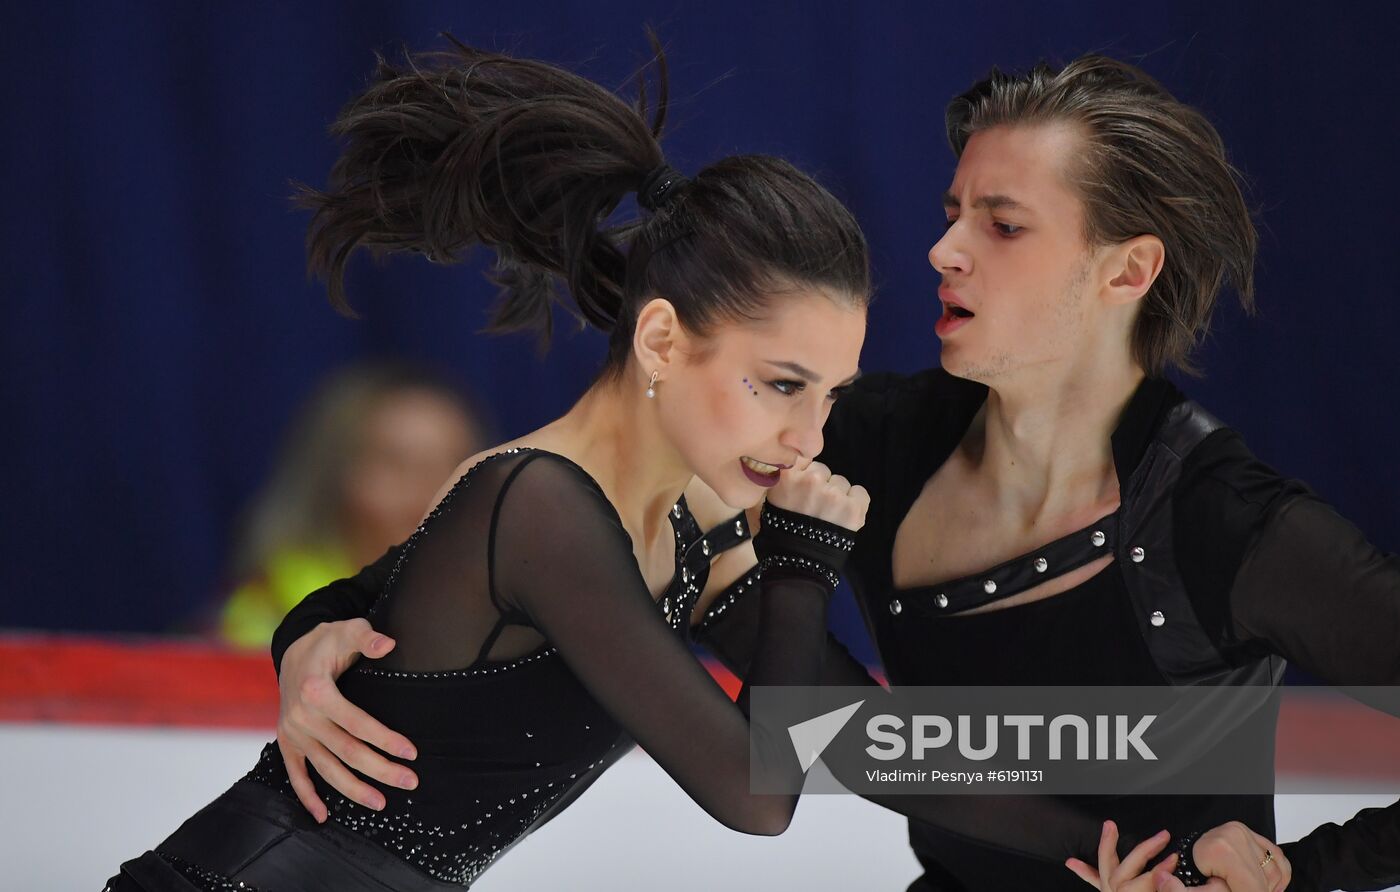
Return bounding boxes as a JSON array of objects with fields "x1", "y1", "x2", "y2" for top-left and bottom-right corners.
[
  {"x1": 983, "y1": 579, "x2": 997, "y2": 594},
  {"x1": 734, "y1": 520, "x2": 745, "y2": 536},
  {"x1": 672, "y1": 503, "x2": 683, "y2": 519},
  {"x1": 1091, "y1": 530, "x2": 1106, "y2": 547},
  {"x1": 1034, "y1": 557, "x2": 1048, "y2": 573},
  {"x1": 701, "y1": 539, "x2": 711, "y2": 556},
  {"x1": 889, "y1": 599, "x2": 902, "y2": 616},
  {"x1": 936, "y1": 593, "x2": 949, "y2": 609},
  {"x1": 1130, "y1": 546, "x2": 1146, "y2": 563},
  {"x1": 1149, "y1": 610, "x2": 1166, "y2": 627}
]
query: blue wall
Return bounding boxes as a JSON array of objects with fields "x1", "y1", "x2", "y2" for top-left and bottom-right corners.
[{"x1": 5, "y1": 1, "x2": 1397, "y2": 640}]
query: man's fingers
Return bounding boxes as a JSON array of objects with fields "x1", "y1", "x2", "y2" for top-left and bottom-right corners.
[
  {"x1": 1151, "y1": 855, "x2": 1187, "y2": 891},
  {"x1": 1196, "y1": 832, "x2": 1268, "y2": 892},
  {"x1": 1064, "y1": 857, "x2": 1104, "y2": 889},
  {"x1": 318, "y1": 720, "x2": 418, "y2": 790},
  {"x1": 1116, "y1": 830, "x2": 1171, "y2": 881},
  {"x1": 1097, "y1": 820, "x2": 1122, "y2": 882},
  {"x1": 304, "y1": 741, "x2": 387, "y2": 811},
  {"x1": 277, "y1": 740, "x2": 327, "y2": 823},
  {"x1": 1269, "y1": 849, "x2": 1291, "y2": 892},
  {"x1": 1249, "y1": 833, "x2": 1290, "y2": 892},
  {"x1": 324, "y1": 696, "x2": 418, "y2": 762},
  {"x1": 299, "y1": 674, "x2": 417, "y2": 763},
  {"x1": 358, "y1": 630, "x2": 396, "y2": 660},
  {"x1": 1238, "y1": 836, "x2": 1273, "y2": 892},
  {"x1": 1236, "y1": 837, "x2": 1273, "y2": 892}
]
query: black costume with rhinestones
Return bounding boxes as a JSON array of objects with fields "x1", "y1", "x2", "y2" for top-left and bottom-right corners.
[
  {"x1": 104, "y1": 448, "x2": 851, "y2": 890},
  {"x1": 217, "y1": 374, "x2": 1400, "y2": 891}
]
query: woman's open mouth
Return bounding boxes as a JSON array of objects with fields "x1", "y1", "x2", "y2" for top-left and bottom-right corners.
[{"x1": 740, "y1": 456, "x2": 783, "y2": 487}]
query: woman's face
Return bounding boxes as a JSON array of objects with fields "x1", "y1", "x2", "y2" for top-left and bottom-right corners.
[
  {"x1": 928, "y1": 123, "x2": 1110, "y2": 384},
  {"x1": 656, "y1": 291, "x2": 865, "y2": 510}
]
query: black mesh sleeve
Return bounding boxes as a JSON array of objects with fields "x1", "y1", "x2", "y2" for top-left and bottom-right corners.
[
  {"x1": 1229, "y1": 493, "x2": 1400, "y2": 890},
  {"x1": 696, "y1": 570, "x2": 878, "y2": 687},
  {"x1": 1231, "y1": 494, "x2": 1400, "y2": 684},
  {"x1": 1176, "y1": 430, "x2": 1400, "y2": 889},
  {"x1": 270, "y1": 544, "x2": 402, "y2": 675},
  {"x1": 489, "y1": 452, "x2": 839, "y2": 835}
]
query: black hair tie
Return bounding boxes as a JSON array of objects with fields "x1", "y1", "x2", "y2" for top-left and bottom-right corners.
[{"x1": 637, "y1": 164, "x2": 689, "y2": 212}]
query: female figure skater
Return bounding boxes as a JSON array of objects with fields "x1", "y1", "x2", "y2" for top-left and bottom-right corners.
[
  {"x1": 104, "y1": 38, "x2": 873, "y2": 890},
  {"x1": 282, "y1": 55, "x2": 1400, "y2": 891}
]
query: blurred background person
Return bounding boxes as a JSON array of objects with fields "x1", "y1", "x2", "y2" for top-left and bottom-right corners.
[{"x1": 218, "y1": 363, "x2": 485, "y2": 649}]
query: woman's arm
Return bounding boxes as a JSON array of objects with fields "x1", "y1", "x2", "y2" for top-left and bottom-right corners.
[
  {"x1": 271, "y1": 494, "x2": 771, "y2": 819},
  {"x1": 489, "y1": 452, "x2": 864, "y2": 834}
]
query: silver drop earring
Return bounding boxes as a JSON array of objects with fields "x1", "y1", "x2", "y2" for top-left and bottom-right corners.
[{"x1": 645, "y1": 370, "x2": 659, "y2": 399}]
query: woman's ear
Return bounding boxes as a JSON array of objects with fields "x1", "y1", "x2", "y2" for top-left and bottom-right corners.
[{"x1": 632, "y1": 297, "x2": 683, "y2": 378}]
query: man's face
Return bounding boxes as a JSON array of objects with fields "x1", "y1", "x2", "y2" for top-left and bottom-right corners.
[{"x1": 929, "y1": 123, "x2": 1107, "y2": 384}]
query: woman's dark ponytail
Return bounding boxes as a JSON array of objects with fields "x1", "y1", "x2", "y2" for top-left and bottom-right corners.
[
  {"x1": 300, "y1": 35, "x2": 671, "y2": 341},
  {"x1": 302, "y1": 34, "x2": 871, "y2": 373}
]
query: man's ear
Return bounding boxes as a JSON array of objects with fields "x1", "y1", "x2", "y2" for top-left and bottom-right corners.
[{"x1": 1101, "y1": 234, "x2": 1165, "y2": 306}]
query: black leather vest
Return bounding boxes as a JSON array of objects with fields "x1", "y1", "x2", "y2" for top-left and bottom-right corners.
[{"x1": 1117, "y1": 399, "x2": 1285, "y2": 687}]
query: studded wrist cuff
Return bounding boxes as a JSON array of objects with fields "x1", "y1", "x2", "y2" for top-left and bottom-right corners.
[
  {"x1": 751, "y1": 504, "x2": 855, "y2": 593},
  {"x1": 756, "y1": 501, "x2": 851, "y2": 585},
  {"x1": 1171, "y1": 830, "x2": 1209, "y2": 886},
  {"x1": 757, "y1": 504, "x2": 856, "y2": 552}
]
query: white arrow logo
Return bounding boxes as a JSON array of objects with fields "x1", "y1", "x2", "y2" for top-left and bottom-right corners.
[{"x1": 787, "y1": 700, "x2": 865, "y2": 772}]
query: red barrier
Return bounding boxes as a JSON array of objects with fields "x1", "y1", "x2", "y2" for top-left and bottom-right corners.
[
  {"x1": 0, "y1": 632, "x2": 741, "y2": 730},
  {"x1": 0, "y1": 633, "x2": 279, "y2": 728},
  {"x1": 1, "y1": 632, "x2": 1396, "y2": 780}
]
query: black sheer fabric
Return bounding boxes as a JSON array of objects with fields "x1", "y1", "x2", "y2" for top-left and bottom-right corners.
[
  {"x1": 1175, "y1": 433, "x2": 1400, "y2": 891},
  {"x1": 114, "y1": 447, "x2": 844, "y2": 890},
  {"x1": 1230, "y1": 489, "x2": 1400, "y2": 687}
]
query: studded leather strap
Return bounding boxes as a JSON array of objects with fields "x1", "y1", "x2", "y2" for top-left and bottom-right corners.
[
  {"x1": 752, "y1": 503, "x2": 857, "y2": 593},
  {"x1": 899, "y1": 512, "x2": 1119, "y2": 617}
]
